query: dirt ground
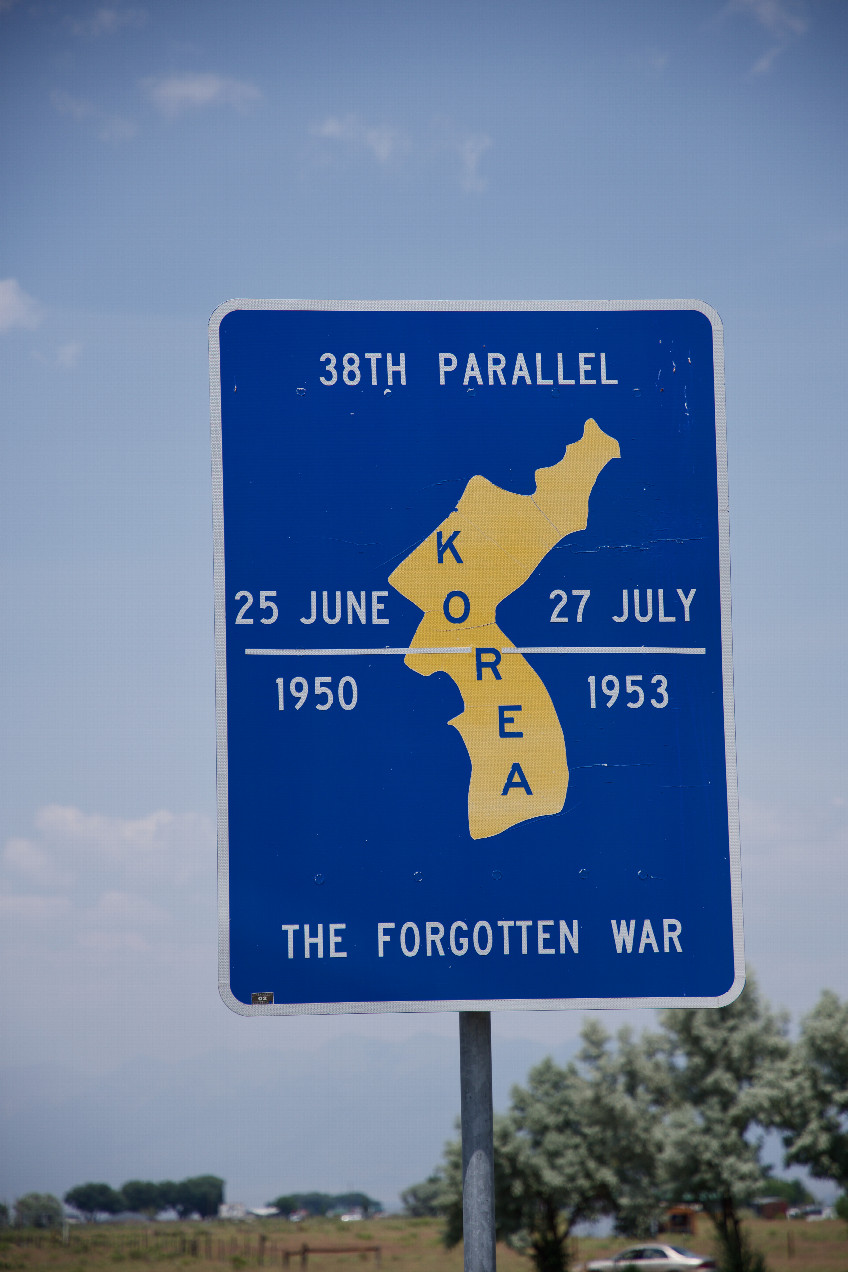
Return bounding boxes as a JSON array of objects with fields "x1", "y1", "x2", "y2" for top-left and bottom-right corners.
[{"x1": 1, "y1": 1215, "x2": 845, "y2": 1272}]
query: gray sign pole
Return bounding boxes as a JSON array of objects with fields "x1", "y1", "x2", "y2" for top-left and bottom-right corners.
[{"x1": 459, "y1": 1011, "x2": 496, "y2": 1272}]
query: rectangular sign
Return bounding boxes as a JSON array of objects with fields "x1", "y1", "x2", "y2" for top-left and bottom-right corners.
[{"x1": 210, "y1": 300, "x2": 743, "y2": 1014}]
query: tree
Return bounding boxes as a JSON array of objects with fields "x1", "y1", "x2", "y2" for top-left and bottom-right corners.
[
  {"x1": 156, "y1": 1181, "x2": 180, "y2": 1213},
  {"x1": 654, "y1": 978, "x2": 789, "y2": 1272},
  {"x1": 120, "y1": 1180, "x2": 165, "y2": 1217},
  {"x1": 170, "y1": 1176, "x2": 225, "y2": 1219},
  {"x1": 64, "y1": 1182, "x2": 125, "y2": 1222},
  {"x1": 329, "y1": 1193, "x2": 383, "y2": 1216},
  {"x1": 268, "y1": 1192, "x2": 383, "y2": 1218},
  {"x1": 0, "y1": 1203, "x2": 10, "y2": 1228},
  {"x1": 757, "y1": 1176, "x2": 814, "y2": 1207},
  {"x1": 435, "y1": 1022, "x2": 665, "y2": 1272},
  {"x1": 578, "y1": 1020, "x2": 667, "y2": 1239},
  {"x1": 268, "y1": 1193, "x2": 334, "y2": 1217},
  {"x1": 774, "y1": 990, "x2": 848, "y2": 1194},
  {"x1": 401, "y1": 1173, "x2": 445, "y2": 1218},
  {"x1": 13, "y1": 1193, "x2": 63, "y2": 1229}
]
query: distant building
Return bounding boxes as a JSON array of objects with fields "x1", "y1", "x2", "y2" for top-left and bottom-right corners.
[
  {"x1": 751, "y1": 1197, "x2": 789, "y2": 1221},
  {"x1": 659, "y1": 1205, "x2": 701, "y2": 1236},
  {"x1": 218, "y1": 1203, "x2": 249, "y2": 1221}
]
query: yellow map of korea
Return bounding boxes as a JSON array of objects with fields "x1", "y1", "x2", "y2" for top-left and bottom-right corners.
[{"x1": 389, "y1": 419, "x2": 619, "y2": 840}]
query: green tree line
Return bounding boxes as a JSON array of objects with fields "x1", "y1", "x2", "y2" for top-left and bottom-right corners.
[
  {"x1": 3, "y1": 1181, "x2": 385, "y2": 1229},
  {"x1": 267, "y1": 1192, "x2": 383, "y2": 1217},
  {"x1": 62, "y1": 1175, "x2": 225, "y2": 1221},
  {"x1": 403, "y1": 982, "x2": 848, "y2": 1272}
]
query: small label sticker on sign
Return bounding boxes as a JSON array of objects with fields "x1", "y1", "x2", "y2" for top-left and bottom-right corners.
[{"x1": 251, "y1": 992, "x2": 274, "y2": 1005}]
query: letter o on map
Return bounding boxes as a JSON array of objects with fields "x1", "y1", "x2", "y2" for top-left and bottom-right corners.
[
  {"x1": 450, "y1": 921, "x2": 468, "y2": 955},
  {"x1": 400, "y1": 922, "x2": 420, "y2": 957},
  {"x1": 443, "y1": 591, "x2": 471, "y2": 624},
  {"x1": 473, "y1": 921, "x2": 493, "y2": 956}
]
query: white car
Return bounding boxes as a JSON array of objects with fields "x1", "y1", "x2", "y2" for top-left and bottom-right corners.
[{"x1": 587, "y1": 1244, "x2": 716, "y2": 1272}]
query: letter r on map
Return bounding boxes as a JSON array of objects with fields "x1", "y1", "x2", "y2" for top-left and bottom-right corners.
[{"x1": 476, "y1": 648, "x2": 502, "y2": 680}]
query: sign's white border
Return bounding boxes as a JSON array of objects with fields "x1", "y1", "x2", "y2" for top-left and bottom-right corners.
[{"x1": 209, "y1": 299, "x2": 744, "y2": 1016}]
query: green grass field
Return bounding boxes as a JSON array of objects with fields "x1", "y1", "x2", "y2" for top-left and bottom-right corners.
[{"x1": 1, "y1": 1216, "x2": 845, "y2": 1272}]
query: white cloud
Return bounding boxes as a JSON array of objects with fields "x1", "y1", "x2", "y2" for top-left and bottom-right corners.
[
  {"x1": 0, "y1": 805, "x2": 215, "y2": 992},
  {"x1": 750, "y1": 44, "x2": 784, "y2": 73},
  {"x1": 70, "y1": 6, "x2": 147, "y2": 37},
  {"x1": 741, "y1": 794, "x2": 846, "y2": 864},
  {"x1": 732, "y1": 0, "x2": 807, "y2": 39},
  {"x1": 85, "y1": 889, "x2": 171, "y2": 925},
  {"x1": 33, "y1": 341, "x2": 86, "y2": 372},
  {"x1": 51, "y1": 90, "x2": 138, "y2": 143},
  {"x1": 723, "y1": 0, "x2": 808, "y2": 73},
  {"x1": 453, "y1": 130, "x2": 493, "y2": 194},
  {"x1": 51, "y1": 89, "x2": 95, "y2": 121},
  {"x1": 0, "y1": 805, "x2": 216, "y2": 1075},
  {"x1": 2, "y1": 837, "x2": 73, "y2": 889},
  {"x1": 0, "y1": 803, "x2": 210, "y2": 927},
  {"x1": 143, "y1": 72, "x2": 260, "y2": 116},
  {"x1": 430, "y1": 119, "x2": 493, "y2": 194},
  {"x1": 310, "y1": 115, "x2": 493, "y2": 193},
  {"x1": 26, "y1": 804, "x2": 211, "y2": 888},
  {"x1": 0, "y1": 278, "x2": 42, "y2": 333},
  {"x1": 98, "y1": 116, "x2": 139, "y2": 142},
  {"x1": 312, "y1": 115, "x2": 408, "y2": 165},
  {"x1": 56, "y1": 340, "x2": 83, "y2": 369},
  {"x1": 0, "y1": 894, "x2": 70, "y2": 921}
]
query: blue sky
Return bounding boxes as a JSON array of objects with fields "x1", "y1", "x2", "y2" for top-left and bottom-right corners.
[{"x1": 0, "y1": 0, "x2": 846, "y2": 1210}]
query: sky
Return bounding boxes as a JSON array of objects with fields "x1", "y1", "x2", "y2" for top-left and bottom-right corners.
[{"x1": 0, "y1": 0, "x2": 846, "y2": 1213}]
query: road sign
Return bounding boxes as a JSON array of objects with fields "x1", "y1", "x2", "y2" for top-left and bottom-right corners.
[{"x1": 210, "y1": 300, "x2": 742, "y2": 1014}]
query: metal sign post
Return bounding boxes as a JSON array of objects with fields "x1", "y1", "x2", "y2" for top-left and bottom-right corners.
[
  {"x1": 210, "y1": 298, "x2": 741, "y2": 1270},
  {"x1": 460, "y1": 1012, "x2": 496, "y2": 1272}
]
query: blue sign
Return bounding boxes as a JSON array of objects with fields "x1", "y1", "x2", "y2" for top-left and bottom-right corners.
[{"x1": 210, "y1": 301, "x2": 742, "y2": 1014}]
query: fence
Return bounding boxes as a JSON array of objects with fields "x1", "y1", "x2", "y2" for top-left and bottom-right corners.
[{"x1": 2, "y1": 1227, "x2": 384, "y2": 1266}]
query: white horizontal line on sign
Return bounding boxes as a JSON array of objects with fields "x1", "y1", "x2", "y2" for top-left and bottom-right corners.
[
  {"x1": 501, "y1": 646, "x2": 707, "y2": 655},
  {"x1": 245, "y1": 647, "x2": 473, "y2": 656},
  {"x1": 245, "y1": 646, "x2": 706, "y2": 656}
]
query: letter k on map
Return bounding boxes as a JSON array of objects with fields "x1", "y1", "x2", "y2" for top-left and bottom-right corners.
[{"x1": 390, "y1": 420, "x2": 619, "y2": 839}]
